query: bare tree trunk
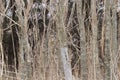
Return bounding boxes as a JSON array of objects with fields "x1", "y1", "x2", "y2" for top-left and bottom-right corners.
[
  {"x1": 104, "y1": 0, "x2": 111, "y2": 79},
  {"x1": 91, "y1": 0, "x2": 101, "y2": 80},
  {"x1": 56, "y1": 1, "x2": 72, "y2": 80},
  {"x1": 0, "y1": 1, "x2": 4, "y2": 77},
  {"x1": 118, "y1": 0, "x2": 120, "y2": 46},
  {"x1": 76, "y1": 0, "x2": 88, "y2": 80},
  {"x1": 0, "y1": 31, "x2": 3, "y2": 77},
  {"x1": 16, "y1": 0, "x2": 33, "y2": 80},
  {"x1": 0, "y1": 20, "x2": 4, "y2": 78},
  {"x1": 110, "y1": 0, "x2": 118, "y2": 80}
]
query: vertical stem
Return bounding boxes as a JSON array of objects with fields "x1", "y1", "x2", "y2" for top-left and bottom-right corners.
[
  {"x1": 0, "y1": 27, "x2": 4, "y2": 77},
  {"x1": 91, "y1": 0, "x2": 101, "y2": 80},
  {"x1": 104, "y1": 0, "x2": 111, "y2": 79},
  {"x1": 16, "y1": 0, "x2": 33, "y2": 79},
  {"x1": 76, "y1": 0, "x2": 88, "y2": 80},
  {"x1": 110, "y1": 0, "x2": 118, "y2": 80},
  {"x1": 0, "y1": 2, "x2": 4, "y2": 75},
  {"x1": 56, "y1": 1, "x2": 72, "y2": 80}
]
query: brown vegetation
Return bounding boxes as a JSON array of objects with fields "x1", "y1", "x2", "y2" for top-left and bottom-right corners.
[{"x1": 0, "y1": 0, "x2": 120, "y2": 80}]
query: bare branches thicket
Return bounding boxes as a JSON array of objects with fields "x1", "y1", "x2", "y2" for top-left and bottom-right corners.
[{"x1": 0, "y1": 0, "x2": 119, "y2": 80}]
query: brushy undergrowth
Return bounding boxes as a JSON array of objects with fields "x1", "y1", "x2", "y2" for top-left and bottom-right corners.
[{"x1": 0, "y1": 0, "x2": 120, "y2": 80}]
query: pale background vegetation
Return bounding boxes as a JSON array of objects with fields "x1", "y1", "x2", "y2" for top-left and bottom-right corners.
[{"x1": 0, "y1": 0, "x2": 120, "y2": 80}]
